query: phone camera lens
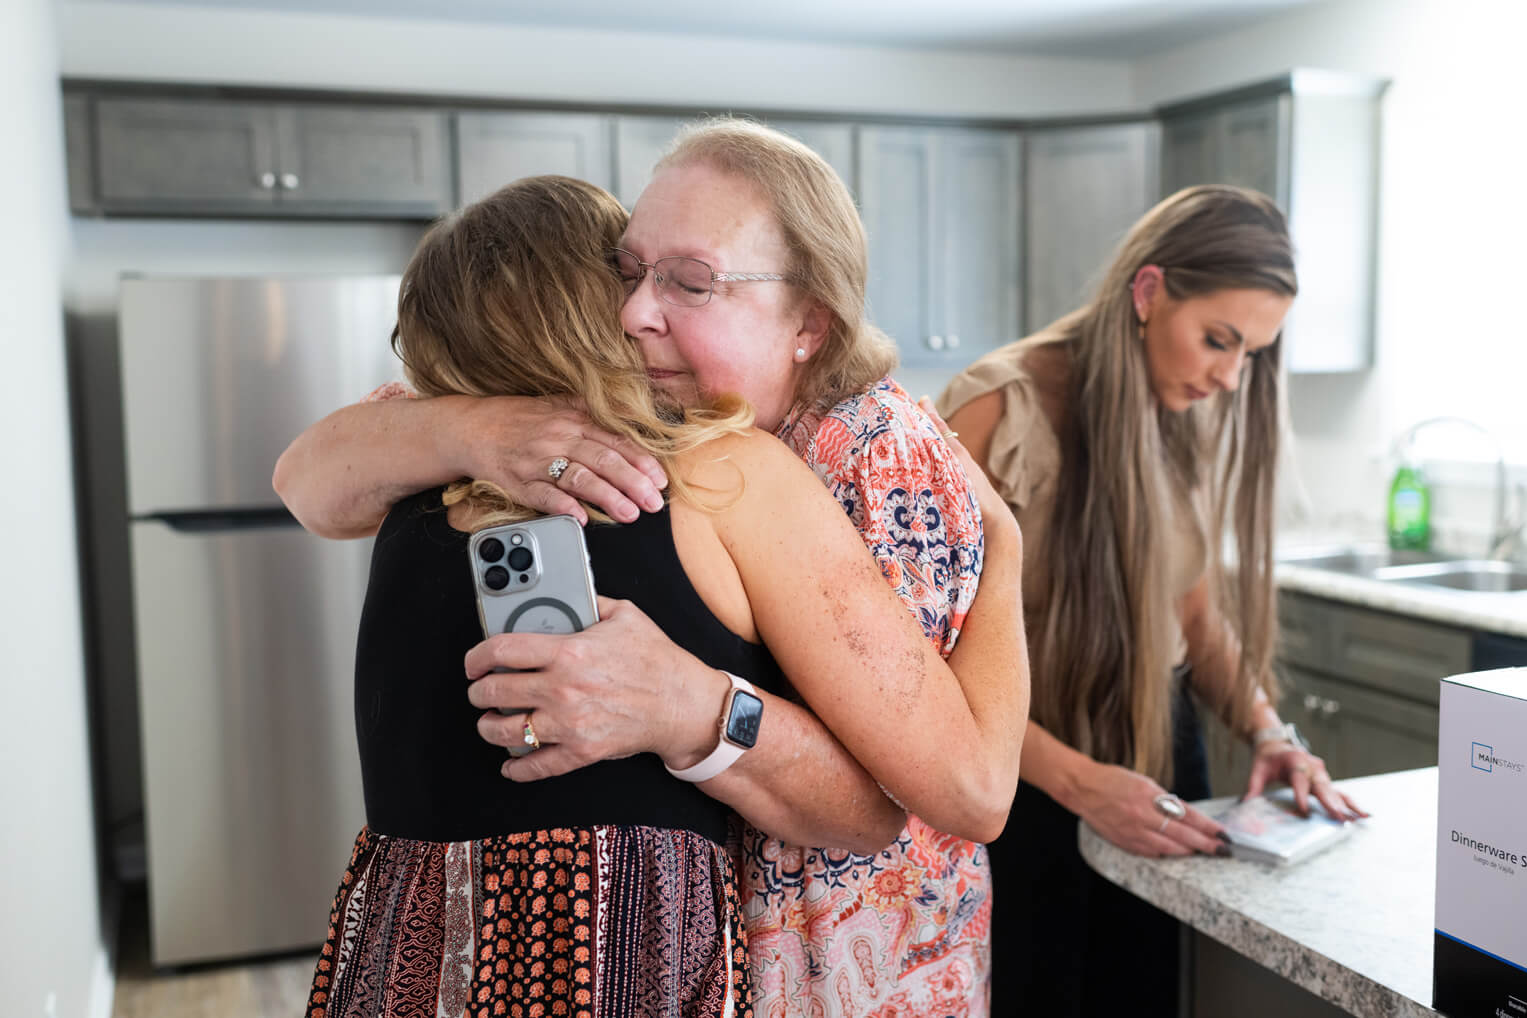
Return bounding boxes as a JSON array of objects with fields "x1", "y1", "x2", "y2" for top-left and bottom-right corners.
[
  {"x1": 507, "y1": 546, "x2": 533, "y2": 572},
  {"x1": 479, "y1": 538, "x2": 505, "y2": 563},
  {"x1": 483, "y1": 565, "x2": 510, "y2": 591}
]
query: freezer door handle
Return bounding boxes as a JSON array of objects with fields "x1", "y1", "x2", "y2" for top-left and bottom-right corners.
[{"x1": 139, "y1": 508, "x2": 300, "y2": 533}]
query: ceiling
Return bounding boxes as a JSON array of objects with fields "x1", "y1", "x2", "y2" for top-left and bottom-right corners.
[{"x1": 74, "y1": 0, "x2": 1324, "y2": 58}]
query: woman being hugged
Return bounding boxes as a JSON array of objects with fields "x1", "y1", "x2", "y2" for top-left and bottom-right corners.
[
  {"x1": 281, "y1": 121, "x2": 1028, "y2": 1018},
  {"x1": 939, "y1": 185, "x2": 1365, "y2": 1016}
]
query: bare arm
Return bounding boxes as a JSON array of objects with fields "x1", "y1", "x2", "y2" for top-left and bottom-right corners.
[
  {"x1": 273, "y1": 394, "x2": 668, "y2": 538},
  {"x1": 1179, "y1": 578, "x2": 1365, "y2": 820},
  {"x1": 466, "y1": 429, "x2": 1025, "y2": 845}
]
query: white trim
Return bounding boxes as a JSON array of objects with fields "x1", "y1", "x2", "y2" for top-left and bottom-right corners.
[{"x1": 88, "y1": 883, "x2": 119, "y2": 1018}]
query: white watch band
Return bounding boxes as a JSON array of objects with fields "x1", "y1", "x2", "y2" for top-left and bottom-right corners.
[{"x1": 665, "y1": 673, "x2": 757, "y2": 784}]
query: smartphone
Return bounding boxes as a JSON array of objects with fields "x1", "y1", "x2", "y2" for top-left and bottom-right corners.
[{"x1": 468, "y1": 514, "x2": 599, "y2": 755}]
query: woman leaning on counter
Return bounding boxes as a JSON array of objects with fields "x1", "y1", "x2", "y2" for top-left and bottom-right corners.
[{"x1": 938, "y1": 185, "x2": 1368, "y2": 1017}]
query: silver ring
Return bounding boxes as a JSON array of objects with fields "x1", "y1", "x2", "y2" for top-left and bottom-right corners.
[
  {"x1": 1158, "y1": 816, "x2": 1171, "y2": 834},
  {"x1": 1153, "y1": 793, "x2": 1186, "y2": 820},
  {"x1": 547, "y1": 456, "x2": 570, "y2": 481},
  {"x1": 941, "y1": 430, "x2": 959, "y2": 441}
]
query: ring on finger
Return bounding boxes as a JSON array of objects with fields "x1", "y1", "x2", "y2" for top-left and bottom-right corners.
[
  {"x1": 941, "y1": 429, "x2": 960, "y2": 441},
  {"x1": 1153, "y1": 793, "x2": 1186, "y2": 820},
  {"x1": 1291, "y1": 762, "x2": 1311, "y2": 776},
  {"x1": 1158, "y1": 816, "x2": 1171, "y2": 835},
  {"x1": 522, "y1": 714, "x2": 542, "y2": 752},
  {"x1": 547, "y1": 456, "x2": 570, "y2": 482}
]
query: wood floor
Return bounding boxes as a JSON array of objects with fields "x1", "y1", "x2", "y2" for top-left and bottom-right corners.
[{"x1": 111, "y1": 888, "x2": 315, "y2": 1018}]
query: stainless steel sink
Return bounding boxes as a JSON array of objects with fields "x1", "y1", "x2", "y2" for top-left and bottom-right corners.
[
  {"x1": 1276, "y1": 545, "x2": 1448, "y2": 576},
  {"x1": 1372, "y1": 560, "x2": 1527, "y2": 593}
]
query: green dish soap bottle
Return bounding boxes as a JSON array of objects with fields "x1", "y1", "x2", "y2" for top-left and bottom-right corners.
[{"x1": 1387, "y1": 459, "x2": 1431, "y2": 551}]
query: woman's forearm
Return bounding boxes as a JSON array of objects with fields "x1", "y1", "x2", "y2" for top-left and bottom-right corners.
[
  {"x1": 940, "y1": 516, "x2": 1030, "y2": 832},
  {"x1": 274, "y1": 396, "x2": 475, "y2": 538},
  {"x1": 702, "y1": 692, "x2": 907, "y2": 854},
  {"x1": 1017, "y1": 719, "x2": 1100, "y2": 817}
]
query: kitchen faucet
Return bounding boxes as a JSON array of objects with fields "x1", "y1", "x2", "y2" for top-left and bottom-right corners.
[{"x1": 1394, "y1": 416, "x2": 1524, "y2": 560}]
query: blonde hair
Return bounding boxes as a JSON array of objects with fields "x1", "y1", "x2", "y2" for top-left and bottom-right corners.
[
  {"x1": 657, "y1": 117, "x2": 898, "y2": 412},
  {"x1": 392, "y1": 174, "x2": 753, "y2": 526},
  {"x1": 1028, "y1": 185, "x2": 1296, "y2": 784}
]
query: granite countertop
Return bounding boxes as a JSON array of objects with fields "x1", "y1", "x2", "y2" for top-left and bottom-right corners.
[
  {"x1": 1079, "y1": 768, "x2": 1440, "y2": 1018},
  {"x1": 1274, "y1": 547, "x2": 1527, "y2": 639}
]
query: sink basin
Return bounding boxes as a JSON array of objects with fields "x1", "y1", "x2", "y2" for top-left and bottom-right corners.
[
  {"x1": 1372, "y1": 560, "x2": 1527, "y2": 594},
  {"x1": 1277, "y1": 546, "x2": 1447, "y2": 576}
]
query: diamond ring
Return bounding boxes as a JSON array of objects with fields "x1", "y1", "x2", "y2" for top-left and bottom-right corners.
[
  {"x1": 1153, "y1": 793, "x2": 1186, "y2": 820},
  {"x1": 547, "y1": 457, "x2": 570, "y2": 482}
]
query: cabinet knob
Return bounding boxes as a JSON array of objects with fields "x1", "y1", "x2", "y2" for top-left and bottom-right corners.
[
  {"x1": 1303, "y1": 693, "x2": 1321, "y2": 712},
  {"x1": 1320, "y1": 698, "x2": 1342, "y2": 717},
  {"x1": 257, "y1": 172, "x2": 276, "y2": 189},
  {"x1": 280, "y1": 172, "x2": 300, "y2": 190},
  {"x1": 947, "y1": 334, "x2": 961, "y2": 349},
  {"x1": 927, "y1": 335, "x2": 945, "y2": 351}
]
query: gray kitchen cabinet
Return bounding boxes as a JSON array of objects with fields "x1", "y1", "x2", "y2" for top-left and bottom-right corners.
[
  {"x1": 1024, "y1": 121, "x2": 1159, "y2": 333},
  {"x1": 455, "y1": 111, "x2": 614, "y2": 207},
  {"x1": 93, "y1": 98, "x2": 281, "y2": 214},
  {"x1": 1157, "y1": 71, "x2": 1386, "y2": 373},
  {"x1": 614, "y1": 116, "x2": 690, "y2": 209},
  {"x1": 274, "y1": 105, "x2": 450, "y2": 217},
  {"x1": 78, "y1": 96, "x2": 451, "y2": 218},
  {"x1": 859, "y1": 126, "x2": 1022, "y2": 370},
  {"x1": 613, "y1": 115, "x2": 856, "y2": 210},
  {"x1": 1203, "y1": 590, "x2": 1520, "y2": 797}
]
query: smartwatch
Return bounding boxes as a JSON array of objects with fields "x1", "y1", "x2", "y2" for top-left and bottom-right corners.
[{"x1": 665, "y1": 672, "x2": 763, "y2": 783}]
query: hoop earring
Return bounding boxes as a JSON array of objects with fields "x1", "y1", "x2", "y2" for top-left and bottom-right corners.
[{"x1": 1136, "y1": 319, "x2": 1146, "y2": 342}]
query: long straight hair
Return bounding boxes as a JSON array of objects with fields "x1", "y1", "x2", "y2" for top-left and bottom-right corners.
[
  {"x1": 392, "y1": 175, "x2": 753, "y2": 526},
  {"x1": 1031, "y1": 185, "x2": 1297, "y2": 783}
]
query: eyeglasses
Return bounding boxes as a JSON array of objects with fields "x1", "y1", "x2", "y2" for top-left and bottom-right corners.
[{"x1": 609, "y1": 247, "x2": 793, "y2": 308}]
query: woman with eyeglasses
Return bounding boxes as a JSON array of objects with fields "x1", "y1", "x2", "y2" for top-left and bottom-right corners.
[
  {"x1": 277, "y1": 118, "x2": 1028, "y2": 1018},
  {"x1": 937, "y1": 185, "x2": 1366, "y2": 1016}
]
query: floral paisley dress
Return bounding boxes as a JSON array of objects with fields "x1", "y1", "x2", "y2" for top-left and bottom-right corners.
[{"x1": 738, "y1": 376, "x2": 991, "y2": 1018}]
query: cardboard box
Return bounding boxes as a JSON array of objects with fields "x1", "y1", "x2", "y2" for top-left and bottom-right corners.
[{"x1": 1435, "y1": 668, "x2": 1527, "y2": 1017}]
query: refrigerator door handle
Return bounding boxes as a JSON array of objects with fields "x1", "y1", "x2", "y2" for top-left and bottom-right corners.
[{"x1": 138, "y1": 508, "x2": 300, "y2": 533}]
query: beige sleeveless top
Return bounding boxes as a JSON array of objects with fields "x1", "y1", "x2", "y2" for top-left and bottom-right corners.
[{"x1": 938, "y1": 340, "x2": 1208, "y2": 661}]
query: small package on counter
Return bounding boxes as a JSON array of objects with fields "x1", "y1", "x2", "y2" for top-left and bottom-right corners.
[{"x1": 1435, "y1": 668, "x2": 1527, "y2": 1018}]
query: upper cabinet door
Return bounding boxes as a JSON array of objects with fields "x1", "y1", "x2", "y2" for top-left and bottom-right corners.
[
  {"x1": 766, "y1": 120, "x2": 858, "y2": 197},
  {"x1": 1160, "y1": 110, "x2": 1219, "y2": 199},
  {"x1": 937, "y1": 129, "x2": 1022, "y2": 363},
  {"x1": 859, "y1": 127, "x2": 938, "y2": 366},
  {"x1": 1219, "y1": 96, "x2": 1289, "y2": 206},
  {"x1": 614, "y1": 116, "x2": 690, "y2": 209},
  {"x1": 455, "y1": 112, "x2": 614, "y2": 207},
  {"x1": 1025, "y1": 122, "x2": 1158, "y2": 333},
  {"x1": 94, "y1": 98, "x2": 280, "y2": 214},
  {"x1": 275, "y1": 106, "x2": 451, "y2": 217}
]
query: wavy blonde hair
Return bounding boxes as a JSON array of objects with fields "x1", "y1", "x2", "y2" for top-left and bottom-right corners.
[
  {"x1": 658, "y1": 117, "x2": 898, "y2": 412},
  {"x1": 392, "y1": 175, "x2": 753, "y2": 526},
  {"x1": 1029, "y1": 185, "x2": 1296, "y2": 784}
]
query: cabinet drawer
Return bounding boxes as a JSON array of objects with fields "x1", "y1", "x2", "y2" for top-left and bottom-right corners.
[
  {"x1": 1276, "y1": 592, "x2": 1329, "y2": 671},
  {"x1": 1326, "y1": 606, "x2": 1469, "y2": 705}
]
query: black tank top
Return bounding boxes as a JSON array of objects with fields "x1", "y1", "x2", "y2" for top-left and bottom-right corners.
[{"x1": 354, "y1": 487, "x2": 785, "y2": 844}]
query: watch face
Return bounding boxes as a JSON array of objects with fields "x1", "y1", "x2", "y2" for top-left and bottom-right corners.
[{"x1": 724, "y1": 690, "x2": 764, "y2": 749}]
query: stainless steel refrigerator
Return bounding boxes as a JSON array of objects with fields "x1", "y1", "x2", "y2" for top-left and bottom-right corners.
[{"x1": 118, "y1": 276, "x2": 400, "y2": 966}]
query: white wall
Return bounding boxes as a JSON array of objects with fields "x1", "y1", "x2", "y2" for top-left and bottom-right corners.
[
  {"x1": 1136, "y1": 0, "x2": 1527, "y2": 544},
  {"x1": 1, "y1": 1, "x2": 111, "y2": 1016},
  {"x1": 57, "y1": 1, "x2": 1136, "y2": 119}
]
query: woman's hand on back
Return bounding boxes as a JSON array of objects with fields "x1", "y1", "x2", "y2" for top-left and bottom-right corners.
[
  {"x1": 1075, "y1": 761, "x2": 1229, "y2": 858},
  {"x1": 464, "y1": 596, "x2": 728, "y2": 781},
  {"x1": 462, "y1": 397, "x2": 668, "y2": 525}
]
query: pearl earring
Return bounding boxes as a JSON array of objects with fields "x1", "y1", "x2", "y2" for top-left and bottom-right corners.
[{"x1": 795, "y1": 347, "x2": 807, "y2": 360}]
